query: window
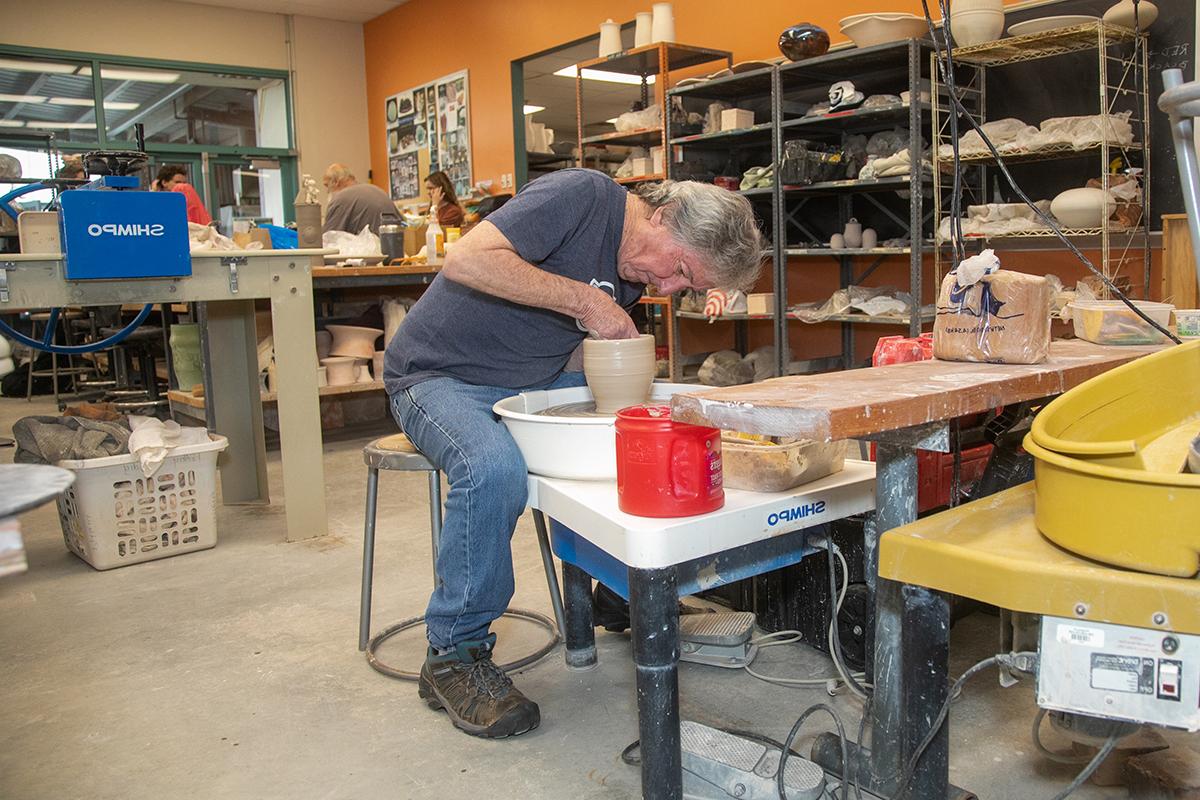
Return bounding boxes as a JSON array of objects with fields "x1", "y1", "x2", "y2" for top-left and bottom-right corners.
[{"x1": 0, "y1": 55, "x2": 100, "y2": 143}]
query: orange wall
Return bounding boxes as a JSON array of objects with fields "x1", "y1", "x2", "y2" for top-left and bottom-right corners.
[{"x1": 363, "y1": 0, "x2": 1020, "y2": 191}]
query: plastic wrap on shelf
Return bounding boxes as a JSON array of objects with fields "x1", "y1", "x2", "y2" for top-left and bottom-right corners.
[
  {"x1": 698, "y1": 350, "x2": 754, "y2": 386},
  {"x1": 791, "y1": 285, "x2": 918, "y2": 322},
  {"x1": 780, "y1": 141, "x2": 843, "y2": 185},
  {"x1": 740, "y1": 164, "x2": 774, "y2": 190},
  {"x1": 613, "y1": 106, "x2": 662, "y2": 133},
  {"x1": 859, "y1": 148, "x2": 930, "y2": 179},
  {"x1": 933, "y1": 252, "x2": 1053, "y2": 364},
  {"x1": 937, "y1": 200, "x2": 1054, "y2": 240},
  {"x1": 937, "y1": 111, "x2": 1135, "y2": 159}
]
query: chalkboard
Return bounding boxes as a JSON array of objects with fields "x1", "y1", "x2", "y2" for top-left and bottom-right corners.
[{"x1": 980, "y1": 0, "x2": 1194, "y2": 229}]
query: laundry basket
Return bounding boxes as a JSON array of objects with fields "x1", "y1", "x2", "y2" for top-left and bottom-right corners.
[{"x1": 55, "y1": 434, "x2": 228, "y2": 570}]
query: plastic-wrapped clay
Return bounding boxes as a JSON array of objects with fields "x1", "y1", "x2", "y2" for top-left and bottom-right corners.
[{"x1": 698, "y1": 350, "x2": 755, "y2": 386}]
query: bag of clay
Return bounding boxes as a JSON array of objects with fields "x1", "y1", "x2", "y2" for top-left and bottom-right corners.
[{"x1": 933, "y1": 250, "x2": 1053, "y2": 364}]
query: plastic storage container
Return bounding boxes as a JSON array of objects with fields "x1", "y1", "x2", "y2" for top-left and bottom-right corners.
[
  {"x1": 722, "y1": 438, "x2": 847, "y2": 492},
  {"x1": 55, "y1": 434, "x2": 228, "y2": 570},
  {"x1": 1176, "y1": 309, "x2": 1200, "y2": 338},
  {"x1": 1068, "y1": 299, "x2": 1174, "y2": 345}
]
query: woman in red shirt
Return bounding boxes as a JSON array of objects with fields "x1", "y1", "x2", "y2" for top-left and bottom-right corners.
[
  {"x1": 155, "y1": 165, "x2": 212, "y2": 225},
  {"x1": 425, "y1": 170, "x2": 464, "y2": 228}
]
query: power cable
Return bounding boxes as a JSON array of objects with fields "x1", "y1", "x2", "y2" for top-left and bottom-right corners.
[{"x1": 1049, "y1": 734, "x2": 1120, "y2": 800}]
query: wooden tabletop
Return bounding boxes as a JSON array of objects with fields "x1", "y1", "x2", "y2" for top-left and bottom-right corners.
[
  {"x1": 312, "y1": 264, "x2": 439, "y2": 278},
  {"x1": 671, "y1": 340, "x2": 1165, "y2": 440}
]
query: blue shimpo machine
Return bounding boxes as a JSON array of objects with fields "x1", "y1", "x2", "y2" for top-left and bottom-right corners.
[{"x1": 58, "y1": 147, "x2": 192, "y2": 281}]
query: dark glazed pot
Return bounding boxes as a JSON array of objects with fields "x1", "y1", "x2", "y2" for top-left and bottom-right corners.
[{"x1": 779, "y1": 23, "x2": 831, "y2": 62}]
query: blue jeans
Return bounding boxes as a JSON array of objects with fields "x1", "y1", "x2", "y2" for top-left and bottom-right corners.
[{"x1": 389, "y1": 371, "x2": 586, "y2": 649}]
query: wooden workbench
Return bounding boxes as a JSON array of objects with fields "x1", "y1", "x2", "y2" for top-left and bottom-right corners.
[
  {"x1": 672, "y1": 340, "x2": 1164, "y2": 440},
  {"x1": 671, "y1": 338, "x2": 1169, "y2": 800}
]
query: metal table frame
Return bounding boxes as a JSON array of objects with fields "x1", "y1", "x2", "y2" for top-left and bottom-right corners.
[{"x1": 0, "y1": 249, "x2": 330, "y2": 542}]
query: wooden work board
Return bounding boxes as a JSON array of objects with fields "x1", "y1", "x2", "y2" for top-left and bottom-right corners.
[{"x1": 672, "y1": 340, "x2": 1165, "y2": 441}]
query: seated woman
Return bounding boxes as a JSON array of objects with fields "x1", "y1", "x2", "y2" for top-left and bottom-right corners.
[{"x1": 426, "y1": 170, "x2": 464, "y2": 228}]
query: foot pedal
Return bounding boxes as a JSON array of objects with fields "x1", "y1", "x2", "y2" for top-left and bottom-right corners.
[
  {"x1": 681, "y1": 720, "x2": 826, "y2": 800},
  {"x1": 679, "y1": 612, "x2": 757, "y2": 669}
]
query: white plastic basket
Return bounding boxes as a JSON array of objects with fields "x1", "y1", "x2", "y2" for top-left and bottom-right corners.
[{"x1": 55, "y1": 434, "x2": 228, "y2": 570}]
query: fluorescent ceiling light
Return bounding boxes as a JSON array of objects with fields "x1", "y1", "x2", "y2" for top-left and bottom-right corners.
[
  {"x1": 78, "y1": 66, "x2": 181, "y2": 83},
  {"x1": 0, "y1": 121, "x2": 26, "y2": 128},
  {"x1": 0, "y1": 93, "x2": 46, "y2": 103},
  {"x1": 0, "y1": 58, "x2": 77, "y2": 74},
  {"x1": 47, "y1": 97, "x2": 92, "y2": 107},
  {"x1": 553, "y1": 66, "x2": 656, "y2": 85},
  {"x1": 523, "y1": 104, "x2": 545, "y2": 115},
  {"x1": 25, "y1": 121, "x2": 96, "y2": 130},
  {"x1": 103, "y1": 101, "x2": 140, "y2": 110}
]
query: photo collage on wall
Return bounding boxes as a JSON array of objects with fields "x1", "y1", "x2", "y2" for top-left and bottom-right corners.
[{"x1": 385, "y1": 70, "x2": 472, "y2": 201}]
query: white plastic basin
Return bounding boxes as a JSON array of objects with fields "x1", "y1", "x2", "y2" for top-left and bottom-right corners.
[{"x1": 493, "y1": 382, "x2": 697, "y2": 480}]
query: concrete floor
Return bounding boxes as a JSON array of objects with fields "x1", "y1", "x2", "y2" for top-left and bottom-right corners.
[{"x1": 0, "y1": 396, "x2": 1135, "y2": 800}]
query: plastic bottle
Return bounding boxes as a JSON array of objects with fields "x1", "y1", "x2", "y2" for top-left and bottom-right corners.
[{"x1": 425, "y1": 215, "x2": 444, "y2": 264}]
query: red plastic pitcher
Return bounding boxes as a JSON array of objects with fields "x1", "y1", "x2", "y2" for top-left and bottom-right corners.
[{"x1": 615, "y1": 405, "x2": 724, "y2": 518}]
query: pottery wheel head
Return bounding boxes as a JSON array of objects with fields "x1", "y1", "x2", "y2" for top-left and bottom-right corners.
[{"x1": 536, "y1": 401, "x2": 609, "y2": 418}]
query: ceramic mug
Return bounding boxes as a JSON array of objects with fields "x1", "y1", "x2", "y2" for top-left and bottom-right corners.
[{"x1": 583, "y1": 333, "x2": 656, "y2": 414}]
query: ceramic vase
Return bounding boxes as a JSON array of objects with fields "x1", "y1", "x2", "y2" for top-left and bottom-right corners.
[
  {"x1": 635, "y1": 12, "x2": 653, "y2": 47},
  {"x1": 321, "y1": 356, "x2": 359, "y2": 387},
  {"x1": 327, "y1": 324, "x2": 383, "y2": 359},
  {"x1": 356, "y1": 360, "x2": 373, "y2": 383},
  {"x1": 1051, "y1": 187, "x2": 1109, "y2": 228},
  {"x1": 843, "y1": 218, "x2": 863, "y2": 248},
  {"x1": 315, "y1": 330, "x2": 332, "y2": 360},
  {"x1": 169, "y1": 322, "x2": 204, "y2": 390},
  {"x1": 651, "y1": 2, "x2": 675, "y2": 43},
  {"x1": 599, "y1": 19, "x2": 622, "y2": 57},
  {"x1": 1102, "y1": 0, "x2": 1157, "y2": 30},
  {"x1": 583, "y1": 334, "x2": 656, "y2": 414},
  {"x1": 861, "y1": 228, "x2": 878, "y2": 249},
  {"x1": 778, "y1": 23, "x2": 831, "y2": 61},
  {"x1": 950, "y1": 9, "x2": 1005, "y2": 45}
]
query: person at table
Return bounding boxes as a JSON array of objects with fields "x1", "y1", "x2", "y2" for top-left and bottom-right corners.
[
  {"x1": 154, "y1": 165, "x2": 211, "y2": 225},
  {"x1": 425, "y1": 170, "x2": 464, "y2": 228},
  {"x1": 383, "y1": 168, "x2": 765, "y2": 739},
  {"x1": 322, "y1": 162, "x2": 397, "y2": 235}
]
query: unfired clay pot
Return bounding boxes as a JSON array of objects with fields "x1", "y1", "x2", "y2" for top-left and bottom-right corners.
[
  {"x1": 1103, "y1": 0, "x2": 1157, "y2": 30},
  {"x1": 316, "y1": 330, "x2": 332, "y2": 360},
  {"x1": 317, "y1": 366, "x2": 328, "y2": 388},
  {"x1": 327, "y1": 324, "x2": 383, "y2": 359},
  {"x1": 356, "y1": 359, "x2": 373, "y2": 383},
  {"x1": 583, "y1": 334, "x2": 656, "y2": 414},
  {"x1": 373, "y1": 351, "x2": 386, "y2": 383},
  {"x1": 321, "y1": 356, "x2": 359, "y2": 387}
]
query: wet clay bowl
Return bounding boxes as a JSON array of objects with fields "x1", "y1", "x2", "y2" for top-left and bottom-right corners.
[
  {"x1": 583, "y1": 334, "x2": 656, "y2": 414},
  {"x1": 327, "y1": 325, "x2": 383, "y2": 359}
]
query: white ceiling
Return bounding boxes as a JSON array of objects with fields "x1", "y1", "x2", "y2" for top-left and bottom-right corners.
[{"x1": 181, "y1": 0, "x2": 405, "y2": 23}]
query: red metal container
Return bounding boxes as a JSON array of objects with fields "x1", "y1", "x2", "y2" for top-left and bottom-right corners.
[{"x1": 615, "y1": 405, "x2": 724, "y2": 517}]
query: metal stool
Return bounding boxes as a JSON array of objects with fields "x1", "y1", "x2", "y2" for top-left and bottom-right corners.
[
  {"x1": 98, "y1": 325, "x2": 167, "y2": 410},
  {"x1": 359, "y1": 433, "x2": 566, "y2": 680},
  {"x1": 24, "y1": 310, "x2": 91, "y2": 406}
]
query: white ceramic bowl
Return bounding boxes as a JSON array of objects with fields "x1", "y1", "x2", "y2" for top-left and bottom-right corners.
[
  {"x1": 1008, "y1": 15, "x2": 1098, "y2": 37},
  {"x1": 950, "y1": 9, "x2": 1005, "y2": 45},
  {"x1": 1050, "y1": 187, "x2": 1109, "y2": 228},
  {"x1": 839, "y1": 13, "x2": 929, "y2": 48},
  {"x1": 494, "y1": 382, "x2": 696, "y2": 480}
]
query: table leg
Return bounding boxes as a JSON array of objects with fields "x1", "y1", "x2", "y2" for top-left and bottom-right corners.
[
  {"x1": 562, "y1": 561, "x2": 596, "y2": 669},
  {"x1": 270, "y1": 257, "x2": 328, "y2": 541},
  {"x1": 201, "y1": 299, "x2": 269, "y2": 506},
  {"x1": 629, "y1": 566, "x2": 681, "y2": 800}
]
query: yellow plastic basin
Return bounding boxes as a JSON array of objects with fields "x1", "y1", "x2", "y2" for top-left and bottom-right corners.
[{"x1": 1025, "y1": 340, "x2": 1200, "y2": 577}]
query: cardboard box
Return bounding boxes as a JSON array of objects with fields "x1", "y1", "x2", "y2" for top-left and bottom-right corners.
[
  {"x1": 721, "y1": 108, "x2": 755, "y2": 131},
  {"x1": 403, "y1": 224, "x2": 428, "y2": 256},
  {"x1": 630, "y1": 157, "x2": 652, "y2": 176},
  {"x1": 747, "y1": 292, "x2": 774, "y2": 315}
]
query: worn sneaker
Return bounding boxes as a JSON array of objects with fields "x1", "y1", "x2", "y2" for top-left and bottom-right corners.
[{"x1": 417, "y1": 635, "x2": 541, "y2": 738}]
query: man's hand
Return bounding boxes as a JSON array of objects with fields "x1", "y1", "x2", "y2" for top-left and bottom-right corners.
[{"x1": 578, "y1": 286, "x2": 638, "y2": 339}]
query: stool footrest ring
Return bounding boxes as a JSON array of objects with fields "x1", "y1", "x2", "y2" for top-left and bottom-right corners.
[{"x1": 365, "y1": 607, "x2": 561, "y2": 681}]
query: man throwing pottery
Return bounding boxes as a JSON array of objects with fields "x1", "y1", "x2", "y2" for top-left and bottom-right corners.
[{"x1": 382, "y1": 168, "x2": 765, "y2": 738}]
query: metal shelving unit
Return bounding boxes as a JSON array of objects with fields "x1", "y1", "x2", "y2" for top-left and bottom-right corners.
[
  {"x1": 574, "y1": 43, "x2": 732, "y2": 187},
  {"x1": 777, "y1": 39, "x2": 938, "y2": 374},
  {"x1": 665, "y1": 63, "x2": 777, "y2": 381},
  {"x1": 932, "y1": 21, "x2": 1151, "y2": 294}
]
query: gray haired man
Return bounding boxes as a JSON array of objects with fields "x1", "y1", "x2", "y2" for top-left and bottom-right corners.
[{"x1": 383, "y1": 168, "x2": 764, "y2": 738}]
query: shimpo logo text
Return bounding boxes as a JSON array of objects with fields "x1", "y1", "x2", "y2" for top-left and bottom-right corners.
[
  {"x1": 767, "y1": 500, "x2": 826, "y2": 527},
  {"x1": 86, "y1": 223, "x2": 166, "y2": 237}
]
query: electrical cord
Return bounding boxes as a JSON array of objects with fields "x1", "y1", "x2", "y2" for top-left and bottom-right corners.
[
  {"x1": 826, "y1": 542, "x2": 871, "y2": 700},
  {"x1": 919, "y1": 0, "x2": 1180, "y2": 344},
  {"x1": 778, "y1": 703, "x2": 850, "y2": 800},
  {"x1": 1049, "y1": 734, "x2": 1120, "y2": 800},
  {"x1": 1031, "y1": 708, "x2": 1096, "y2": 765}
]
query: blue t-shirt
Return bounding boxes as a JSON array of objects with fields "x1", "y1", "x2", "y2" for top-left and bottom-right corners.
[{"x1": 384, "y1": 169, "x2": 644, "y2": 393}]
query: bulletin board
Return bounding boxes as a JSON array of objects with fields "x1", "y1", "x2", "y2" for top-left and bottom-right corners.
[{"x1": 384, "y1": 69, "x2": 472, "y2": 202}]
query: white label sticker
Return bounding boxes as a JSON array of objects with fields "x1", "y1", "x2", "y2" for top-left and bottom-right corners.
[
  {"x1": 1057, "y1": 624, "x2": 1105, "y2": 648},
  {"x1": 1093, "y1": 668, "x2": 1140, "y2": 693}
]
